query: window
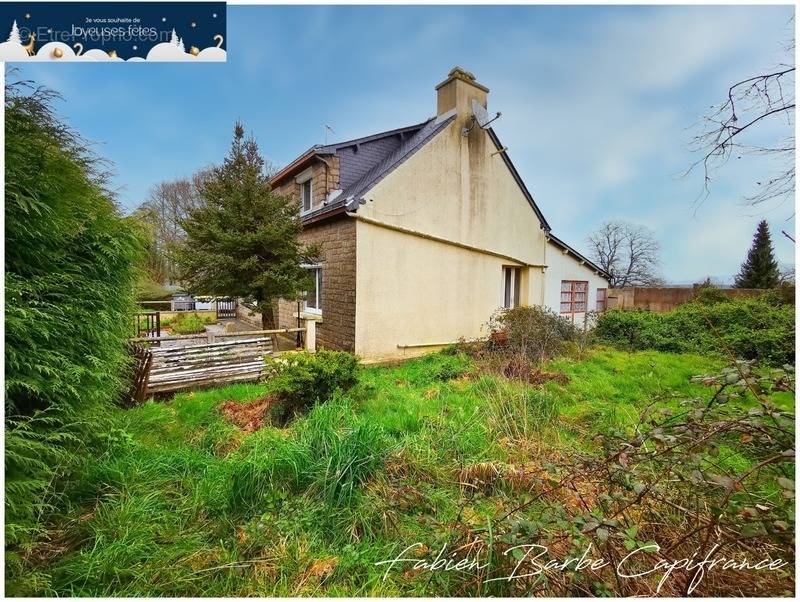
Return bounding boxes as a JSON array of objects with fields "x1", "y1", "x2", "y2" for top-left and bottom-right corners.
[
  {"x1": 560, "y1": 280, "x2": 588, "y2": 315},
  {"x1": 596, "y1": 288, "x2": 607, "y2": 312},
  {"x1": 503, "y1": 267, "x2": 521, "y2": 308},
  {"x1": 303, "y1": 266, "x2": 322, "y2": 314},
  {"x1": 300, "y1": 179, "x2": 313, "y2": 213}
]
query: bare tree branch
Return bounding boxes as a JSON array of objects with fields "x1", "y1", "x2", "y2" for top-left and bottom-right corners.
[
  {"x1": 687, "y1": 25, "x2": 795, "y2": 210},
  {"x1": 587, "y1": 221, "x2": 662, "y2": 287}
]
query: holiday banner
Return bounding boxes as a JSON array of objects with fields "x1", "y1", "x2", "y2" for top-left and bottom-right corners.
[{"x1": 0, "y1": 2, "x2": 226, "y2": 62}]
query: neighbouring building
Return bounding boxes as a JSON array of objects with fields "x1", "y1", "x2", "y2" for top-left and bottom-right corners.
[{"x1": 269, "y1": 67, "x2": 610, "y2": 361}]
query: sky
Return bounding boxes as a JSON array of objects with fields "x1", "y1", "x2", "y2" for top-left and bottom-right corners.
[{"x1": 12, "y1": 4, "x2": 796, "y2": 284}]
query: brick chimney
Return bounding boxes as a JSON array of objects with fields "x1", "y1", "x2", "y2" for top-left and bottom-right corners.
[{"x1": 436, "y1": 66, "x2": 489, "y2": 120}]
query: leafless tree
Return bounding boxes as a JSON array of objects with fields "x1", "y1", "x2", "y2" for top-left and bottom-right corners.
[
  {"x1": 587, "y1": 221, "x2": 662, "y2": 287},
  {"x1": 134, "y1": 168, "x2": 211, "y2": 284},
  {"x1": 779, "y1": 264, "x2": 795, "y2": 285},
  {"x1": 689, "y1": 28, "x2": 795, "y2": 209}
]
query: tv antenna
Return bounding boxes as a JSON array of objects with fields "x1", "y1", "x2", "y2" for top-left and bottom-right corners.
[
  {"x1": 462, "y1": 98, "x2": 501, "y2": 136},
  {"x1": 324, "y1": 124, "x2": 335, "y2": 144}
]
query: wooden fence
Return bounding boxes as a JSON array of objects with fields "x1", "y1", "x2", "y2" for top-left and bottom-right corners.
[
  {"x1": 125, "y1": 322, "x2": 315, "y2": 399},
  {"x1": 147, "y1": 337, "x2": 274, "y2": 394}
]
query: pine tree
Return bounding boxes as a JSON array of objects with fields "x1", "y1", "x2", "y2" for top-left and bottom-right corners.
[
  {"x1": 734, "y1": 220, "x2": 780, "y2": 288},
  {"x1": 169, "y1": 28, "x2": 179, "y2": 46},
  {"x1": 175, "y1": 122, "x2": 316, "y2": 329},
  {"x1": 8, "y1": 20, "x2": 20, "y2": 44},
  {"x1": 177, "y1": 37, "x2": 185, "y2": 53}
]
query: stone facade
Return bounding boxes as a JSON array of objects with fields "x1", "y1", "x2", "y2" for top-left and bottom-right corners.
[
  {"x1": 276, "y1": 215, "x2": 356, "y2": 352},
  {"x1": 273, "y1": 157, "x2": 340, "y2": 212},
  {"x1": 271, "y1": 156, "x2": 355, "y2": 352}
]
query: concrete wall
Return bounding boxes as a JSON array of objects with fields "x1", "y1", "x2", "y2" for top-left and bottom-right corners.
[
  {"x1": 353, "y1": 117, "x2": 548, "y2": 361},
  {"x1": 607, "y1": 286, "x2": 772, "y2": 312},
  {"x1": 544, "y1": 241, "x2": 609, "y2": 325}
]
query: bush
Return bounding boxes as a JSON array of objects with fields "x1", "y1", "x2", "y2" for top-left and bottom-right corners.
[
  {"x1": 693, "y1": 284, "x2": 731, "y2": 305},
  {"x1": 265, "y1": 351, "x2": 359, "y2": 421},
  {"x1": 594, "y1": 296, "x2": 795, "y2": 365},
  {"x1": 170, "y1": 312, "x2": 213, "y2": 334},
  {"x1": 487, "y1": 305, "x2": 580, "y2": 362},
  {"x1": 5, "y1": 82, "x2": 142, "y2": 564}
]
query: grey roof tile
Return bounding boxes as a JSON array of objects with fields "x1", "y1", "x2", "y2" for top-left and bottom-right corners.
[{"x1": 337, "y1": 113, "x2": 456, "y2": 203}]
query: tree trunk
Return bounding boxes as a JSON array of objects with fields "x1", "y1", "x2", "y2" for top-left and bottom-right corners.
[
  {"x1": 260, "y1": 307, "x2": 276, "y2": 330},
  {"x1": 260, "y1": 302, "x2": 277, "y2": 348}
]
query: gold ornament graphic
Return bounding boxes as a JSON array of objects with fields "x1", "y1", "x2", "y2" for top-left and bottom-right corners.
[
  {"x1": 214, "y1": 34, "x2": 224, "y2": 48},
  {"x1": 22, "y1": 32, "x2": 35, "y2": 55},
  {"x1": 108, "y1": 49, "x2": 117, "y2": 59},
  {"x1": 73, "y1": 42, "x2": 83, "y2": 56},
  {"x1": 52, "y1": 47, "x2": 63, "y2": 58},
  {"x1": 189, "y1": 46, "x2": 200, "y2": 56}
]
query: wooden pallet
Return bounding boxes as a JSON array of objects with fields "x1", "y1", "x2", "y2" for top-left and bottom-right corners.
[{"x1": 146, "y1": 337, "x2": 273, "y2": 394}]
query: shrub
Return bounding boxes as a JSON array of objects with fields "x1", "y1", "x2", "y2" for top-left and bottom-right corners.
[
  {"x1": 5, "y1": 82, "x2": 142, "y2": 563},
  {"x1": 170, "y1": 312, "x2": 213, "y2": 334},
  {"x1": 594, "y1": 296, "x2": 795, "y2": 365},
  {"x1": 265, "y1": 351, "x2": 359, "y2": 422},
  {"x1": 487, "y1": 305, "x2": 580, "y2": 362},
  {"x1": 693, "y1": 283, "x2": 731, "y2": 304}
]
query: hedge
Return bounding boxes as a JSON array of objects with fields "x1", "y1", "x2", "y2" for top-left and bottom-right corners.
[{"x1": 593, "y1": 296, "x2": 794, "y2": 365}]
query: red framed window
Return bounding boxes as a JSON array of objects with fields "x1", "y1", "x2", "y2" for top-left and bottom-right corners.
[
  {"x1": 596, "y1": 288, "x2": 607, "y2": 312},
  {"x1": 560, "y1": 280, "x2": 588, "y2": 315}
]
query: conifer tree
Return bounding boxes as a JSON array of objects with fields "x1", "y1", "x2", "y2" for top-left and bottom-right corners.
[
  {"x1": 175, "y1": 122, "x2": 316, "y2": 329},
  {"x1": 8, "y1": 20, "x2": 21, "y2": 44},
  {"x1": 734, "y1": 220, "x2": 780, "y2": 288}
]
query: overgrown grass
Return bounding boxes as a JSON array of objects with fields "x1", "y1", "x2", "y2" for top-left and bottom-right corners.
[{"x1": 9, "y1": 349, "x2": 792, "y2": 596}]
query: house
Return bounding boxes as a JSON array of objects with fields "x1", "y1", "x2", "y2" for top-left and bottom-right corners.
[{"x1": 269, "y1": 67, "x2": 610, "y2": 360}]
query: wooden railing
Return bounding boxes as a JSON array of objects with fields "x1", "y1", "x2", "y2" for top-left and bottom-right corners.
[
  {"x1": 125, "y1": 322, "x2": 317, "y2": 399},
  {"x1": 147, "y1": 337, "x2": 273, "y2": 394}
]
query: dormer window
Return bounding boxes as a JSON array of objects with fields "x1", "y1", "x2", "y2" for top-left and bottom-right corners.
[
  {"x1": 296, "y1": 168, "x2": 314, "y2": 214},
  {"x1": 301, "y1": 179, "x2": 312, "y2": 213}
]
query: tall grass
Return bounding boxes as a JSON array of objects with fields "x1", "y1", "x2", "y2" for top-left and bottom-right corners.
[
  {"x1": 230, "y1": 397, "x2": 390, "y2": 512},
  {"x1": 474, "y1": 374, "x2": 558, "y2": 441},
  {"x1": 10, "y1": 348, "x2": 774, "y2": 596}
]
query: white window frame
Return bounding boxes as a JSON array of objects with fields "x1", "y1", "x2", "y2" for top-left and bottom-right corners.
[
  {"x1": 502, "y1": 266, "x2": 522, "y2": 309},
  {"x1": 297, "y1": 168, "x2": 313, "y2": 215},
  {"x1": 301, "y1": 264, "x2": 322, "y2": 315}
]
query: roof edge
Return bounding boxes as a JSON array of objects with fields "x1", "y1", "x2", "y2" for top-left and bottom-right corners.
[
  {"x1": 547, "y1": 233, "x2": 611, "y2": 280},
  {"x1": 486, "y1": 128, "x2": 551, "y2": 231},
  {"x1": 270, "y1": 149, "x2": 318, "y2": 186},
  {"x1": 315, "y1": 119, "x2": 431, "y2": 154}
]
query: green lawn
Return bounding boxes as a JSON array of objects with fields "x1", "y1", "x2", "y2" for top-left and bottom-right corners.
[{"x1": 18, "y1": 348, "x2": 792, "y2": 596}]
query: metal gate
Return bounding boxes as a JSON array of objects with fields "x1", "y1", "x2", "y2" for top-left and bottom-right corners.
[{"x1": 216, "y1": 298, "x2": 237, "y2": 320}]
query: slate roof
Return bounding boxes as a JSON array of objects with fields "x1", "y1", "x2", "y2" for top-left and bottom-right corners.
[{"x1": 291, "y1": 112, "x2": 457, "y2": 223}]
